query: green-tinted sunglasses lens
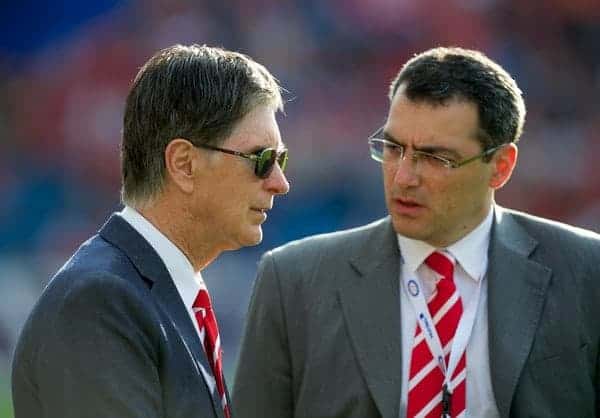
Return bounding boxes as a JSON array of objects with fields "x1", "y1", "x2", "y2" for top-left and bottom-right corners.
[
  {"x1": 278, "y1": 150, "x2": 288, "y2": 172},
  {"x1": 255, "y1": 148, "x2": 288, "y2": 179},
  {"x1": 255, "y1": 149, "x2": 277, "y2": 178}
]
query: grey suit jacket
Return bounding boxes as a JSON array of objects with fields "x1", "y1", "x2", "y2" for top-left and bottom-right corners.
[
  {"x1": 12, "y1": 214, "x2": 229, "y2": 418},
  {"x1": 233, "y1": 207, "x2": 600, "y2": 418}
]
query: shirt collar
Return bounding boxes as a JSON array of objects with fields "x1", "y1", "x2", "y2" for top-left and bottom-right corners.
[
  {"x1": 397, "y1": 206, "x2": 494, "y2": 281},
  {"x1": 119, "y1": 206, "x2": 205, "y2": 308}
]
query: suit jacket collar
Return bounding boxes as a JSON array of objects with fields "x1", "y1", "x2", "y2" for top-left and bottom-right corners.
[
  {"x1": 487, "y1": 206, "x2": 552, "y2": 418},
  {"x1": 99, "y1": 213, "x2": 165, "y2": 285},
  {"x1": 338, "y1": 217, "x2": 402, "y2": 418},
  {"x1": 98, "y1": 214, "x2": 227, "y2": 418},
  {"x1": 119, "y1": 206, "x2": 204, "y2": 311}
]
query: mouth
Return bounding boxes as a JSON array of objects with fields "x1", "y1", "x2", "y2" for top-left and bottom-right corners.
[
  {"x1": 251, "y1": 207, "x2": 271, "y2": 213},
  {"x1": 395, "y1": 197, "x2": 422, "y2": 207},
  {"x1": 390, "y1": 197, "x2": 425, "y2": 216},
  {"x1": 250, "y1": 207, "x2": 271, "y2": 221}
]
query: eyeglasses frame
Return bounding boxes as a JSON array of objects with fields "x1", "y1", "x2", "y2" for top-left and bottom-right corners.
[
  {"x1": 367, "y1": 127, "x2": 505, "y2": 169},
  {"x1": 192, "y1": 142, "x2": 288, "y2": 179}
]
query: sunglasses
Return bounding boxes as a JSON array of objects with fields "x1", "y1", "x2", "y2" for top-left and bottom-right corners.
[{"x1": 194, "y1": 143, "x2": 288, "y2": 179}]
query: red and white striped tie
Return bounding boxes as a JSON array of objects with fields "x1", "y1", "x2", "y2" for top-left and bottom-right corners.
[
  {"x1": 193, "y1": 289, "x2": 231, "y2": 418},
  {"x1": 407, "y1": 251, "x2": 466, "y2": 418}
]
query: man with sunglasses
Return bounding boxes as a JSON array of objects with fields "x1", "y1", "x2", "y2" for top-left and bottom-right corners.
[
  {"x1": 12, "y1": 44, "x2": 289, "y2": 418},
  {"x1": 233, "y1": 47, "x2": 599, "y2": 417}
]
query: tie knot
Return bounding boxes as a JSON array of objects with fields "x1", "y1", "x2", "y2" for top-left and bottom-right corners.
[
  {"x1": 424, "y1": 251, "x2": 454, "y2": 281},
  {"x1": 193, "y1": 288, "x2": 212, "y2": 310}
]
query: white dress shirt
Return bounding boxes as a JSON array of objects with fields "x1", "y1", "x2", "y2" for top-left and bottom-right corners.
[
  {"x1": 398, "y1": 207, "x2": 500, "y2": 418},
  {"x1": 118, "y1": 206, "x2": 216, "y2": 392}
]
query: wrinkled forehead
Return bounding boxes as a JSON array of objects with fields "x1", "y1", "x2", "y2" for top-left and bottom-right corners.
[
  {"x1": 385, "y1": 91, "x2": 483, "y2": 150},
  {"x1": 224, "y1": 104, "x2": 284, "y2": 150}
]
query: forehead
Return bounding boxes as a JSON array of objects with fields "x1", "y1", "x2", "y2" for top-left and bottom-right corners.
[
  {"x1": 386, "y1": 91, "x2": 481, "y2": 149},
  {"x1": 224, "y1": 104, "x2": 283, "y2": 150}
]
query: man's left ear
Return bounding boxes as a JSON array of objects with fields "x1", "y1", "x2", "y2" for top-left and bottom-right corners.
[
  {"x1": 489, "y1": 143, "x2": 518, "y2": 189},
  {"x1": 164, "y1": 138, "x2": 198, "y2": 194}
]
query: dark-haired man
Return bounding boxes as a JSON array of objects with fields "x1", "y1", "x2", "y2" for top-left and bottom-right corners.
[
  {"x1": 12, "y1": 44, "x2": 289, "y2": 418},
  {"x1": 233, "y1": 47, "x2": 600, "y2": 417}
]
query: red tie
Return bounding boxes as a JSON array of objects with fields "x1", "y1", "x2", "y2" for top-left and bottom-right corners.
[
  {"x1": 407, "y1": 251, "x2": 466, "y2": 418},
  {"x1": 193, "y1": 289, "x2": 231, "y2": 418}
]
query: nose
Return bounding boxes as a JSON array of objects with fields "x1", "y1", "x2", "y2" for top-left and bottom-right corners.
[
  {"x1": 265, "y1": 163, "x2": 290, "y2": 195},
  {"x1": 391, "y1": 154, "x2": 420, "y2": 187}
]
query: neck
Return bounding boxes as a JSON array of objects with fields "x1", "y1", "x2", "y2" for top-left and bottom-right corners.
[
  {"x1": 137, "y1": 198, "x2": 221, "y2": 272},
  {"x1": 429, "y1": 200, "x2": 494, "y2": 248}
]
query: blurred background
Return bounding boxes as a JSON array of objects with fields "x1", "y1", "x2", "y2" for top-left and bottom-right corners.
[{"x1": 1, "y1": 0, "x2": 599, "y2": 416}]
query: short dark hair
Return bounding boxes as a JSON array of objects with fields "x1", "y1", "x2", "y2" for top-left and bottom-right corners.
[
  {"x1": 389, "y1": 47, "x2": 525, "y2": 152},
  {"x1": 121, "y1": 44, "x2": 283, "y2": 206}
]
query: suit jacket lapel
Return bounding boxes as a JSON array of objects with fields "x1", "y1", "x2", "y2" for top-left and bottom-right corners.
[
  {"x1": 150, "y1": 269, "x2": 226, "y2": 418},
  {"x1": 99, "y1": 214, "x2": 225, "y2": 418},
  {"x1": 337, "y1": 218, "x2": 402, "y2": 418},
  {"x1": 487, "y1": 208, "x2": 552, "y2": 418}
]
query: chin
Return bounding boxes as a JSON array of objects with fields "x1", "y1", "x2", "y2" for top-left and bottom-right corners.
[
  {"x1": 239, "y1": 227, "x2": 264, "y2": 248},
  {"x1": 391, "y1": 218, "x2": 429, "y2": 241}
]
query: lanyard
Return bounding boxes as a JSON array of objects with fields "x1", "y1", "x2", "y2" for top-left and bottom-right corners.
[{"x1": 403, "y1": 254, "x2": 483, "y2": 395}]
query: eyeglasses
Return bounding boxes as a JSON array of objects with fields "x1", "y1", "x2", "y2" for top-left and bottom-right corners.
[
  {"x1": 194, "y1": 142, "x2": 288, "y2": 179},
  {"x1": 368, "y1": 127, "x2": 503, "y2": 172}
]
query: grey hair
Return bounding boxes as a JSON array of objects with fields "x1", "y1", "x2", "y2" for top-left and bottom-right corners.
[{"x1": 121, "y1": 44, "x2": 283, "y2": 207}]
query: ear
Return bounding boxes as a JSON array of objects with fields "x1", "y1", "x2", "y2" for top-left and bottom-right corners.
[
  {"x1": 164, "y1": 138, "x2": 198, "y2": 194},
  {"x1": 489, "y1": 143, "x2": 518, "y2": 189}
]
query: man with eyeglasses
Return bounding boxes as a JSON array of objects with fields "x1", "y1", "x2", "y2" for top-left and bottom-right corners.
[
  {"x1": 12, "y1": 44, "x2": 289, "y2": 418},
  {"x1": 233, "y1": 47, "x2": 599, "y2": 418}
]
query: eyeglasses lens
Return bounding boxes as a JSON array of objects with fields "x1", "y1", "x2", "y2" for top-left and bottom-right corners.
[
  {"x1": 256, "y1": 149, "x2": 276, "y2": 178},
  {"x1": 256, "y1": 149, "x2": 288, "y2": 179}
]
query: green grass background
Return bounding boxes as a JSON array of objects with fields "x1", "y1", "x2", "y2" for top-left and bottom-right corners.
[{"x1": 0, "y1": 370, "x2": 13, "y2": 418}]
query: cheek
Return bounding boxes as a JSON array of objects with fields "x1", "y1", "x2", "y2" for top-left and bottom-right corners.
[
  {"x1": 427, "y1": 177, "x2": 465, "y2": 212},
  {"x1": 206, "y1": 186, "x2": 242, "y2": 223},
  {"x1": 382, "y1": 167, "x2": 396, "y2": 192},
  {"x1": 441, "y1": 174, "x2": 488, "y2": 213}
]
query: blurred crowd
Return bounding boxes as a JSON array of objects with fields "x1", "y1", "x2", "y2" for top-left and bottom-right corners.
[{"x1": 1, "y1": 0, "x2": 599, "y2": 385}]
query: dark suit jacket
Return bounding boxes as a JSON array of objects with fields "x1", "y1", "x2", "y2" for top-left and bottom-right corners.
[
  {"x1": 12, "y1": 214, "x2": 229, "y2": 418},
  {"x1": 233, "y1": 207, "x2": 600, "y2": 418}
]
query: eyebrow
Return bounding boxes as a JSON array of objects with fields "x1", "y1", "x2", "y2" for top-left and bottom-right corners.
[
  {"x1": 246, "y1": 141, "x2": 287, "y2": 154},
  {"x1": 381, "y1": 129, "x2": 462, "y2": 159}
]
